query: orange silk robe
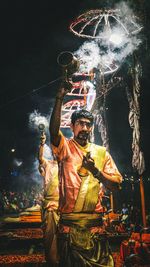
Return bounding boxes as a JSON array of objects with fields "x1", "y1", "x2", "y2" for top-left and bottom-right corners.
[{"x1": 51, "y1": 134, "x2": 122, "y2": 215}]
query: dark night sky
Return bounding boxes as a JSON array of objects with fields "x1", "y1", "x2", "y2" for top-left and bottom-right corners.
[{"x1": 0, "y1": 0, "x2": 150, "y2": 191}]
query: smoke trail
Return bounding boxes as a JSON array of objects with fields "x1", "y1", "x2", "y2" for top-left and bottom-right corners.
[
  {"x1": 16, "y1": 157, "x2": 42, "y2": 186},
  {"x1": 75, "y1": 41, "x2": 101, "y2": 72}
]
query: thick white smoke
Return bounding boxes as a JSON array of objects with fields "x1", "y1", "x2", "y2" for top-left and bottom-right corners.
[
  {"x1": 75, "y1": 41, "x2": 101, "y2": 72},
  {"x1": 28, "y1": 110, "x2": 50, "y2": 132},
  {"x1": 73, "y1": 1, "x2": 143, "y2": 74}
]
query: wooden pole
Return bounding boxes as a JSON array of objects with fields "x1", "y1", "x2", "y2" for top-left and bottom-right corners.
[
  {"x1": 140, "y1": 175, "x2": 147, "y2": 227},
  {"x1": 110, "y1": 192, "x2": 114, "y2": 212}
]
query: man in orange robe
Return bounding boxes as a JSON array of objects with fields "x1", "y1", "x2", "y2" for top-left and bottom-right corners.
[{"x1": 49, "y1": 81, "x2": 123, "y2": 267}]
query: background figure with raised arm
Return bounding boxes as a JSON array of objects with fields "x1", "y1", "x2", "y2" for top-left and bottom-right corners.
[
  {"x1": 38, "y1": 131, "x2": 59, "y2": 267},
  {"x1": 49, "y1": 81, "x2": 123, "y2": 267}
]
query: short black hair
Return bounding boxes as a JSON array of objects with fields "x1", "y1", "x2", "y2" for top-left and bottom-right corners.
[{"x1": 71, "y1": 109, "x2": 94, "y2": 125}]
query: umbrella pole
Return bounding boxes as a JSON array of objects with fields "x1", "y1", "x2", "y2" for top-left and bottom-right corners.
[
  {"x1": 140, "y1": 175, "x2": 147, "y2": 227},
  {"x1": 110, "y1": 192, "x2": 114, "y2": 212}
]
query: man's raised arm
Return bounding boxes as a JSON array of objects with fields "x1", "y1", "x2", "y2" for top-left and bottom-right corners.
[
  {"x1": 49, "y1": 82, "x2": 72, "y2": 147},
  {"x1": 38, "y1": 132, "x2": 46, "y2": 165}
]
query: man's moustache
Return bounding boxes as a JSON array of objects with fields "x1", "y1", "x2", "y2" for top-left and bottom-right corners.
[{"x1": 78, "y1": 131, "x2": 89, "y2": 139}]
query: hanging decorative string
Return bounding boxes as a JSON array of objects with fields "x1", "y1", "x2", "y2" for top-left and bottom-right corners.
[{"x1": 126, "y1": 55, "x2": 145, "y2": 175}]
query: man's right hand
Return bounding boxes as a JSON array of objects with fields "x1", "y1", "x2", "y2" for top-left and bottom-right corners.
[
  {"x1": 56, "y1": 80, "x2": 73, "y2": 98},
  {"x1": 50, "y1": 79, "x2": 72, "y2": 147}
]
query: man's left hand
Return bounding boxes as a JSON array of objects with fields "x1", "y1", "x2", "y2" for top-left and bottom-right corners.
[{"x1": 82, "y1": 153, "x2": 97, "y2": 175}]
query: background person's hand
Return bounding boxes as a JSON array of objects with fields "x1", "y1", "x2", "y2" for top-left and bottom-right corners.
[{"x1": 40, "y1": 132, "x2": 46, "y2": 145}]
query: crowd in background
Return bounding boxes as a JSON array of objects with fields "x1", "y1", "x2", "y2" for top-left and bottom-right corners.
[
  {"x1": 0, "y1": 184, "x2": 43, "y2": 215},
  {"x1": 0, "y1": 184, "x2": 150, "y2": 235}
]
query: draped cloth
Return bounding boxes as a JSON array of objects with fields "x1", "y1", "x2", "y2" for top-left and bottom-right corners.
[
  {"x1": 58, "y1": 231, "x2": 114, "y2": 267},
  {"x1": 42, "y1": 209, "x2": 59, "y2": 266},
  {"x1": 57, "y1": 213, "x2": 114, "y2": 267},
  {"x1": 39, "y1": 159, "x2": 59, "y2": 266}
]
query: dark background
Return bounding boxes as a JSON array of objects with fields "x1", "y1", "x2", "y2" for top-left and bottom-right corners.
[{"x1": 0, "y1": 0, "x2": 150, "y2": 207}]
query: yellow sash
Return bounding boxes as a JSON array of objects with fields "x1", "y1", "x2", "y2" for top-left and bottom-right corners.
[{"x1": 74, "y1": 143, "x2": 106, "y2": 212}]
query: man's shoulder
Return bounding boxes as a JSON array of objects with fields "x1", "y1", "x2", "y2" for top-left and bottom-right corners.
[{"x1": 59, "y1": 130, "x2": 71, "y2": 143}]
